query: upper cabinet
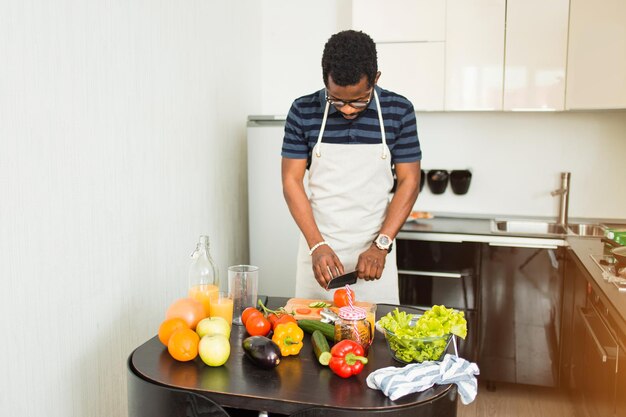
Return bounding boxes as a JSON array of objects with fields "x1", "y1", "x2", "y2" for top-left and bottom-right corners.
[
  {"x1": 445, "y1": 0, "x2": 505, "y2": 110},
  {"x1": 566, "y1": 0, "x2": 626, "y2": 109},
  {"x1": 503, "y1": 0, "x2": 569, "y2": 111},
  {"x1": 351, "y1": 0, "x2": 445, "y2": 42},
  {"x1": 351, "y1": 0, "x2": 626, "y2": 111},
  {"x1": 377, "y1": 43, "x2": 445, "y2": 111},
  {"x1": 352, "y1": 0, "x2": 446, "y2": 111}
]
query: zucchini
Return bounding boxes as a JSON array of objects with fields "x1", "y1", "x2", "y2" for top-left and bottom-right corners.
[
  {"x1": 298, "y1": 319, "x2": 335, "y2": 342},
  {"x1": 311, "y1": 330, "x2": 331, "y2": 366}
]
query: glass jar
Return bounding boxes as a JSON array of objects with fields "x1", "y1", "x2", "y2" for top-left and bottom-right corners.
[
  {"x1": 188, "y1": 235, "x2": 219, "y2": 316},
  {"x1": 334, "y1": 306, "x2": 372, "y2": 354}
]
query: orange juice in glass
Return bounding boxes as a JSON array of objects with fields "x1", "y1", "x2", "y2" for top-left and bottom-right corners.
[
  {"x1": 188, "y1": 284, "x2": 218, "y2": 317},
  {"x1": 210, "y1": 291, "x2": 234, "y2": 327}
]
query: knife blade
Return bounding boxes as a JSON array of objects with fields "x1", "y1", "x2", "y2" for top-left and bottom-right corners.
[{"x1": 326, "y1": 271, "x2": 358, "y2": 289}]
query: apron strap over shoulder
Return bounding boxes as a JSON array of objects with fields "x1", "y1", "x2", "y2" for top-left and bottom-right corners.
[
  {"x1": 373, "y1": 90, "x2": 387, "y2": 160},
  {"x1": 314, "y1": 101, "x2": 330, "y2": 158}
]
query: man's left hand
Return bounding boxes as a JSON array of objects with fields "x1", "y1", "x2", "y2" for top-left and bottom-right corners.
[{"x1": 356, "y1": 244, "x2": 387, "y2": 281}]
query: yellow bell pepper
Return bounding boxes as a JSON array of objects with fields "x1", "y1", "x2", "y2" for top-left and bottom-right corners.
[{"x1": 271, "y1": 322, "x2": 304, "y2": 356}]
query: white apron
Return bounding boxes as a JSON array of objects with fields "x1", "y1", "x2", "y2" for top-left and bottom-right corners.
[{"x1": 295, "y1": 90, "x2": 400, "y2": 304}]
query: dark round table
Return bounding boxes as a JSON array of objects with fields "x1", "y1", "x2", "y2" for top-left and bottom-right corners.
[{"x1": 127, "y1": 298, "x2": 458, "y2": 416}]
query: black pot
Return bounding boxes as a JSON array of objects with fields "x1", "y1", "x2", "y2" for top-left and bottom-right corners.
[
  {"x1": 426, "y1": 170, "x2": 449, "y2": 194},
  {"x1": 419, "y1": 170, "x2": 426, "y2": 192},
  {"x1": 613, "y1": 247, "x2": 626, "y2": 271},
  {"x1": 450, "y1": 170, "x2": 472, "y2": 195}
]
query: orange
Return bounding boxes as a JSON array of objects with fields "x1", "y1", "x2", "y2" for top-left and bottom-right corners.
[
  {"x1": 165, "y1": 297, "x2": 206, "y2": 330},
  {"x1": 167, "y1": 328, "x2": 200, "y2": 362},
  {"x1": 158, "y1": 317, "x2": 189, "y2": 346}
]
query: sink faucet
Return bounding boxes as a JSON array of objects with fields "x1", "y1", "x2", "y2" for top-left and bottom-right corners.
[{"x1": 550, "y1": 172, "x2": 571, "y2": 227}]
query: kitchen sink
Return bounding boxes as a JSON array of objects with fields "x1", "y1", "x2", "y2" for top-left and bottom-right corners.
[
  {"x1": 491, "y1": 220, "x2": 568, "y2": 236},
  {"x1": 491, "y1": 219, "x2": 606, "y2": 238},
  {"x1": 567, "y1": 223, "x2": 606, "y2": 237}
]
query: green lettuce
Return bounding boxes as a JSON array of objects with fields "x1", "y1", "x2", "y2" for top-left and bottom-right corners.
[{"x1": 378, "y1": 305, "x2": 467, "y2": 363}]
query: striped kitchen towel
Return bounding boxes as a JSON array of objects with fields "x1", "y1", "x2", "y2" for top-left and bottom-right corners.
[{"x1": 366, "y1": 354, "x2": 480, "y2": 404}]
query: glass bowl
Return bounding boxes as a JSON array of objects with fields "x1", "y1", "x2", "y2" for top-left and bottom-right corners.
[{"x1": 378, "y1": 316, "x2": 452, "y2": 364}]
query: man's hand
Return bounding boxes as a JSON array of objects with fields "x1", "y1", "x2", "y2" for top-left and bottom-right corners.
[
  {"x1": 311, "y1": 245, "x2": 344, "y2": 289},
  {"x1": 356, "y1": 244, "x2": 387, "y2": 281}
]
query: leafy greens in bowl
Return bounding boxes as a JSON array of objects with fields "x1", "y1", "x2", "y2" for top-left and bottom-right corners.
[{"x1": 377, "y1": 305, "x2": 467, "y2": 363}]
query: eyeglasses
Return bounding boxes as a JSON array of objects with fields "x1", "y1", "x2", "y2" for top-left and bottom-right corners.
[{"x1": 325, "y1": 89, "x2": 373, "y2": 109}]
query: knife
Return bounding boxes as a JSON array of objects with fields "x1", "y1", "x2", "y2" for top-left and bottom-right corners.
[{"x1": 326, "y1": 271, "x2": 358, "y2": 289}]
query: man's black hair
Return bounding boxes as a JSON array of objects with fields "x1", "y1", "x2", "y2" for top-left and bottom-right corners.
[{"x1": 322, "y1": 30, "x2": 378, "y2": 88}]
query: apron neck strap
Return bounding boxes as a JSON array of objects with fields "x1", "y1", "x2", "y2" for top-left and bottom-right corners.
[
  {"x1": 373, "y1": 89, "x2": 387, "y2": 159},
  {"x1": 315, "y1": 101, "x2": 330, "y2": 157}
]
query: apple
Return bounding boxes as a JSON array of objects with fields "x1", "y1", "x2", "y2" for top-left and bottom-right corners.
[
  {"x1": 196, "y1": 316, "x2": 231, "y2": 339},
  {"x1": 199, "y1": 334, "x2": 231, "y2": 367}
]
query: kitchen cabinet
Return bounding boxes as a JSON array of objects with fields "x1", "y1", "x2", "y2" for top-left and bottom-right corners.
[
  {"x1": 377, "y1": 42, "x2": 444, "y2": 111},
  {"x1": 503, "y1": 0, "x2": 569, "y2": 110},
  {"x1": 559, "y1": 249, "x2": 590, "y2": 392},
  {"x1": 396, "y1": 239, "x2": 480, "y2": 361},
  {"x1": 479, "y1": 243, "x2": 564, "y2": 387},
  {"x1": 566, "y1": 0, "x2": 626, "y2": 109},
  {"x1": 445, "y1": 0, "x2": 505, "y2": 110},
  {"x1": 352, "y1": 0, "x2": 445, "y2": 111},
  {"x1": 617, "y1": 341, "x2": 626, "y2": 417},
  {"x1": 351, "y1": 0, "x2": 445, "y2": 42},
  {"x1": 565, "y1": 250, "x2": 626, "y2": 417}
]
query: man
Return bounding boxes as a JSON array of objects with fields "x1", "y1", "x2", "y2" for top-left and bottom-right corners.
[{"x1": 281, "y1": 30, "x2": 421, "y2": 304}]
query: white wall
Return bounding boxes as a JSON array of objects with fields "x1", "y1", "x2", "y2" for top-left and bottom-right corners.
[
  {"x1": 0, "y1": 1, "x2": 261, "y2": 416},
  {"x1": 415, "y1": 111, "x2": 626, "y2": 220}
]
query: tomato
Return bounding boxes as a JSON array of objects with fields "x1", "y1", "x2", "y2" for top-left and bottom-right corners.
[
  {"x1": 158, "y1": 317, "x2": 189, "y2": 346},
  {"x1": 274, "y1": 314, "x2": 297, "y2": 329},
  {"x1": 245, "y1": 313, "x2": 271, "y2": 336},
  {"x1": 166, "y1": 297, "x2": 206, "y2": 330},
  {"x1": 267, "y1": 313, "x2": 279, "y2": 328},
  {"x1": 333, "y1": 287, "x2": 355, "y2": 308},
  {"x1": 241, "y1": 307, "x2": 259, "y2": 325},
  {"x1": 295, "y1": 308, "x2": 311, "y2": 315},
  {"x1": 167, "y1": 328, "x2": 200, "y2": 362}
]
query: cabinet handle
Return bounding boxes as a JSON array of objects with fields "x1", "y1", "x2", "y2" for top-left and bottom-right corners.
[
  {"x1": 577, "y1": 307, "x2": 607, "y2": 363},
  {"x1": 488, "y1": 242, "x2": 558, "y2": 249},
  {"x1": 398, "y1": 269, "x2": 464, "y2": 279}
]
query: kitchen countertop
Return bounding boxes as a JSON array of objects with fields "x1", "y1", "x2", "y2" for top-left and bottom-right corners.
[
  {"x1": 567, "y1": 237, "x2": 626, "y2": 334},
  {"x1": 398, "y1": 215, "x2": 566, "y2": 246},
  {"x1": 398, "y1": 214, "x2": 626, "y2": 332}
]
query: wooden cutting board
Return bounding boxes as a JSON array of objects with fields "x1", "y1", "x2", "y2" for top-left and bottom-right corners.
[{"x1": 283, "y1": 298, "x2": 375, "y2": 321}]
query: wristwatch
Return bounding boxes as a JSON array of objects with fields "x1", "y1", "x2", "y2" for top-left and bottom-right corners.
[{"x1": 374, "y1": 234, "x2": 393, "y2": 252}]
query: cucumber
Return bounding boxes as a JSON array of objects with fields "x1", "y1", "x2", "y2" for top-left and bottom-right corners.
[
  {"x1": 311, "y1": 330, "x2": 331, "y2": 366},
  {"x1": 298, "y1": 319, "x2": 335, "y2": 342},
  {"x1": 308, "y1": 301, "x2": 330, "y2": 308}
]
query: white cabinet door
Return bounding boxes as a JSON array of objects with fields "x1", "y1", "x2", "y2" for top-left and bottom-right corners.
[
  {"x1": 377, "y1": 42, "x2": 445, "y2": 111},
  {"x1": 445, "y1": 0, "x2": 505, "y2": 110},
  {"x1": 503, "y1": 0, "x2": 569, "y2": 111},
  {"x1": 566, "y1": 0, "x2": 626, "y2": 109},
  {"x1": 351, "y1": 0, "x2": 445, "y2": 42}
]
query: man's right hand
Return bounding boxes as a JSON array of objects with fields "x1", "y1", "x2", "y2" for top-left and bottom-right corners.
[{"x1": 311, "y1": 245, "x2": 344, "y2": 289}]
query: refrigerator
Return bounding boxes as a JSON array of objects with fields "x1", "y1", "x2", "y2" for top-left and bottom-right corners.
[{"x1": 247, "y1": 116, "x2": 302, "y2": 297}]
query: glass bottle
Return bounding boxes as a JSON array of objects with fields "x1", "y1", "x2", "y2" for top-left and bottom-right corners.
[
  {"x1": 188, "y1": 235, "x2": 219, "y2": 316},
  {"x1": 334, "y1": 306, "x2": 372, "y2": 354}
]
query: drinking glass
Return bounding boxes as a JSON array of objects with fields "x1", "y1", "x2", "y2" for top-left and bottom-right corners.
[
  {"x1": 228, "y1": 265, "x2": 259, "y2": 325},
  {"x1": 209, "y1": 291, "x2": 234, "y2": 327}
]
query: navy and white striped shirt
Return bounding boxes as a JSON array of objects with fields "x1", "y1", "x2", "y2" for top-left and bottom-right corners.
[{"x1": 281, "y1": 86, "x2": 421, "y2": 166}]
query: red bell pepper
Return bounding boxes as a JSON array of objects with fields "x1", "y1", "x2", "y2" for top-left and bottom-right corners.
[{"x1": 328, "y1": 339, "x2": 368, "y2": 378}]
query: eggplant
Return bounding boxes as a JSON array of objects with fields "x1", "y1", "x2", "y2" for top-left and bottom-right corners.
[{"x1": 242, "y1": 336, "x2": 282, "y2": 369}]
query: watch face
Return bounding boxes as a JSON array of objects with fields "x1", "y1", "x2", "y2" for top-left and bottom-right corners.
[{"x1": 377, "y1": 235, "x2": 390, "y2": 246}]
